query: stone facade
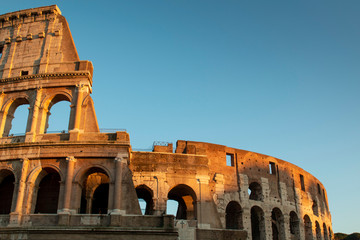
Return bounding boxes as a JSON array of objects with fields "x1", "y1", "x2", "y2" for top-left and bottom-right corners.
[{"x1": 0, "y1": 5, "x2": 332, "y2": 240}]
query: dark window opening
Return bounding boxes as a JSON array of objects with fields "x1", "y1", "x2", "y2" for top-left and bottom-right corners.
[
  {"x1": 248, "y1": 182, "x2": 263, "y2": 201},
  {"x1": 312, "y1": 200, "x2": 319, "y2": 216},
  {"x1": 34, "y1": 170, "x2": 60, "y2": 214},
  {"x1": 251, "y1": 206, "x2": 265, "y2": 240},
  {"x1": 226, "y1": 153, "x2": 234, "y2": 167},
  {"x1": 0, "y1": 45, "x2": 3, "y2": 59},
  {"x1": 167, "y1": 184, "x2": 197, "y2": 220},
  {"x1": 290, "y1": 211, "x2": 300, "y2": 239},
  {"x1": 269, "y1": 162, "x2": 276, "y2": 175},
  {"x1": 304, "y1": 215, "x2": 313, "y2": 240},
  {"x1": 79, "y1": 169, "x2": 110, "y2": 214},
  {"x1": 225, "y1": 201, "x2": 243, "y2": 229},
  {"x1": 91, "y1": 183, "x2": 109, "y2": 214},
  {"x1": 136, "y1": 185, "x2": 154, "y2": 215},
  {"x1": 315, "y1": 221, "x2": 321, "y2": 240},
  {"x1": 21, "y1": 70, "x2": 28, "y2": 76},
  {"x1": 317, "y1": 183, "x2": 321, "y2": 195},
  {"x1": 300, "y1": 174, "x2": 305, "y2": 191},
  {"x1": 0, "y1": 172, "x2": 15, "y2": 214}
]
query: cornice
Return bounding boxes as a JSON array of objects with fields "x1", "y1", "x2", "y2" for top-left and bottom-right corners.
[{"x1": 0, "y1": 71, "x2": 92, "y2": 85}]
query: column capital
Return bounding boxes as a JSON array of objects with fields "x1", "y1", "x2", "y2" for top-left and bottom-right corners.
[
  {"x1": 115, "y1": 153, "x2": 128, "y2": 164},
  {"x1": 20, "y1": 158, "x2": 29, "y2": 163},
  {"x1": 66, "y1": 156, "x2": 76, "y2": 162}
]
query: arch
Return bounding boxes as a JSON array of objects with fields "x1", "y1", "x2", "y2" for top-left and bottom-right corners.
[
  {"x1": 289, "y1": 211, "x2": 300, "y2": 240},
  {"x1": 74, "y1": 165, "x2": 113, "y2": 184},
  {"x1": 2, "y1": 97, "x2": 30, "y2": 136},
  {"x1": 315, "y1": 221, "x2": 321, "y2": 240},
  {"x1": 0, "y1": 169, "x2": 15, "y2": 214},
  {"x1": 328, "y1": 227, "x2": 332, "y2": 240},
  {"x1": 225, "y1": 201, "x2": 243, "y2": 229},
  {"x1": 26, "y1": 164, "x2": 64, "y2": 184},
  {"x1": 251, "y1": 206, "x2": 265, "y2": 240},
  {"x1": 167, "y1": 184, "x2": 197, "y2": 220},
  {"x1": 41, "y1": 93, "x2": 72, "y2": 133},
  {"x1": 249, "y1": 181, "x2": 263, "y2": 201},
  {"x1": 271, "y1": 208, "x2": 285, "y2": 240},
  {"x1": 40, "y1": 91, "x2": 72, "y2": 110},
  {"x1": 312, "y1": 200, "x2": 319, "y2": 216},
  {"x1": 323, "y1": 223, "x2": 329, "y2": 240},
  {"x1": 136, "y1": 185, "x2": 154, "y2": 215},
  {"x1": 303, "y1": 215, "x2": 313, "y2": 240},
  {"x1": 78, "y1": 167, "x2": 110, "y2": 214},
  {"x1": 34, "y1": 167, "x2": 61, "y2": 213}
]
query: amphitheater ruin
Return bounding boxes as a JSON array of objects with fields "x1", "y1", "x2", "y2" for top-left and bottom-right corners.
[{"x1": 0, "y1": 5, "x2": 332, "y2": 240}]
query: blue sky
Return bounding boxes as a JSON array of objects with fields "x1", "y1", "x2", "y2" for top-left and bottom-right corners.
[{"x1": 2, "y1": 1, "x2": 360, "y2": 233}]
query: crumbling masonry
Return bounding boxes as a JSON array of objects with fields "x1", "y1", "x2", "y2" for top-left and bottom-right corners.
[{"x1": 0, "y1": 5, "x2": 333, "y2": 240}]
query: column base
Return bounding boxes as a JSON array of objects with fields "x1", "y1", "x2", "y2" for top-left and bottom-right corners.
[
  {"x1": 8, "y1": 212, "x2": 21, "y2": 227},
  {"x1": 110, "y1": 209, "x2": 126, "y2": 215},
  {"x1": 25, "y1": 132, "x2": 35, "y2": 143},
  {"x1": 58, "y1": 211, "x2": 71, "y2": 226}
]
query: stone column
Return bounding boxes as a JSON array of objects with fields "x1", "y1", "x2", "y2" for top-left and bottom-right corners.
[
  {"x1": 196, "y1": 175, "x2": 211, "y2": 229},
  {"x1": 111, "y1": 152, "x2": 128, "y2": 215},
  {"x1": 25, "y1": 88, "x2": 42, "y2": 142},
  {"x1": 58, "y1": 156, "x2": 76, "y2": 225},
  {"x1": 264, "y1": 210, "x2": 273, "y2": 240},
  {"x1": 9, "y1": 158, "x2": 29, "y2": 226},
  {"x1": 61, "y1": 156, "x2": 76, "y2": 213}
]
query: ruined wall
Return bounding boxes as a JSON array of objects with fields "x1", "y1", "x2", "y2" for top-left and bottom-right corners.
[{"x1": 130, "y1": 140, "x2": 333, "y2": 240}]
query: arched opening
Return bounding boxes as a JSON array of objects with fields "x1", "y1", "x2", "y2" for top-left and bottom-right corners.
[
  {"x1": 79, "y1": 167, "x2": 110, "y2": 214},
  {"x1": 44, "y1": 95, "x2": 71, "y2": 133},
  {"x1": 249, "y1": 182, "x2": 263, "y2": 201},
  {"x1": 251, "y1": 206, "x2": 265, "y2": 240},
  {"x1": 34, "y1": 168, "x2": 61, "y2": 213},
  {"x1": 136, "y1": 185, "x2": 154, "y2": 215},
  {"x1": 289, "y1": 211, "x2": 300, "y2": 240},
  {"x1": 225, "y1": 201, "x2": 243, "y2": 229},
  {"x1": 271, "y1": 208, "x2": 285, "y2": 240},
  {"x1": 315, "y1": 221, "x2": 321, "y2": 240},
  {"x1": 0, "y1": 170, "x2": 15, "y2": 214},
  {"x1": 323, "y1": 223, "x2": 329, "y2": 240},
  {"x1": 46, "y1": 99, "x2": 71, "y2": 133},
  {"x1": 312, "y1": 200, "x2": 319, "y2": 216},
  {"x1": 4, "y1": 98, "x2": 30, "y2": 136},
  {"x1": 328, "y1": 227, "x2": 332, "y2": 240},
  {"x1": 167, "y1": 184, "x2": 197, "y2": 220},
  {"x1": 304, "y1": 215, "x2": 313, "y2": 240}
]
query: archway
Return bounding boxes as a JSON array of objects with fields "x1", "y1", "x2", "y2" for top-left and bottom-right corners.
[
  {"x1": 79, "y1": 167, "x2": 110, "y2": 214},
  {"x1": 4, "y1": 98, "x2": 30, "y2": 136},
  {"x1": 304, "y1": 215, "x2": 313, "y2": 240},
  {"x1": 225, "y1": 201, "x2": 243, "y2": 229},
  {"x1": 323, "y1": 223, "x2": 329, "y2": 240},
  {"x1": 167, "y1": 184, "x2": 197, "y2": 220},
  {"x1": 43, "y1": 94, "x2": 71, "y2": 133},
  {"x1": 315, "y1": 221, "x2": 321, "y2": 240},
  {"x1": 34, "y1": 168, "x2": 61, "y2": 213},
  {"x1": 0, "y1": 170, "x2": 15, "y2": 214},
  {"x1": 251, "y1": 206, "x2": 265, "y2": 240},
  {"x1": 136, "y1": 185, "x2": 154, "y2": 215},
  {"x1": 312, "y1": 200, "x2": 319, "y2": 216},
  {"x1": 289, "y1": 211, "x2": 300, "y2": 240},
  {"x1": 271, "y1": 208, "x2": 285, "y2": 240},
  {"x1": 249, "y1": 182, "x2": 263, "y2": 201}
]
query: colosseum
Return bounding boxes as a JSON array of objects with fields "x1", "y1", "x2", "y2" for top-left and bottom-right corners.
[{"x1": 0, "y1": 5, "x2": 333, "y2": 240}]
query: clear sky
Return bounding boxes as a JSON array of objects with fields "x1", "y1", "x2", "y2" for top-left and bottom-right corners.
[{"x1": 2, "y1": 0, "x2": 360, "y2": 234}]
